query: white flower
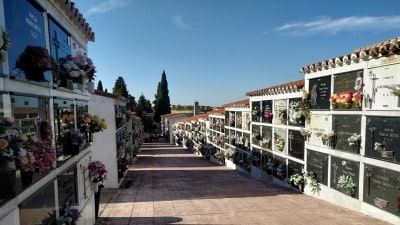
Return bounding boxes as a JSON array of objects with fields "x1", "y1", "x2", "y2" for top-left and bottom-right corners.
[
  {"x1": 63, "y1": 62, "x2": 72, "y2": 71},
  {"x1": 69, "y1": 70, "x2": 80, "y2": 78}
]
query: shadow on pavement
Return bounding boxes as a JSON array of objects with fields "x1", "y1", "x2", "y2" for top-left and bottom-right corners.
[{"x1": 96, "y1": 216, "x2": 182, "y2": 225}]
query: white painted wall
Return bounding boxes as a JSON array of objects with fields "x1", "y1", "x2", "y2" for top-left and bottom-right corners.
[{"x1": 89, "y1": 94, "x2": 118, "y2": 188}]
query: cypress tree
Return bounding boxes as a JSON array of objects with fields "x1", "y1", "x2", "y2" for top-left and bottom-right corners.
[
  {"x1": 97, "y1": 80, "x2": 103, "y2": 91},
  {"x1": 153, "y1": 70, "x2": 171, "y2": 122}
]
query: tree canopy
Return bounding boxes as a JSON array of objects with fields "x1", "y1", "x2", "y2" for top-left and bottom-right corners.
[{"x1": 112, "y1": 76, "x2": 129, "y2": 98}]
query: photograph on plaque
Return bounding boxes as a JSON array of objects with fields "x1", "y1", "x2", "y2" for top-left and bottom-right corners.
[
  {"x1": 274, "y1": 128, "x2": 286, "y2": 153},
  {"x1": 333, "y1": 115, "x2": 362, "y2": 154},
  {"x1": 365, "y1": 116, "x2": 400, "y2": 163},
  {"x1": 364, "y1": 164, "x2": 400, "y2": 216},
  {"x1": 288, "y1": 129, "x2": 304, "y2": 160},
  {"x1": 331, "y1": 70, "x2": 364, "y2": 110},
  {"x1": 306, "y1": 149, "x2": 328, "y2": 185},
  {"x1": 274, "y1": 99, "x2": 287, "y2": 125},
  {"x1": 308, "y1": 76, "x2": 331, "y2": 110},
  {"x1": 262, "y1": 100, "x2": 273, "y2": 123},
  {"x1": 331, "y1": 156, "x2": 359, "y2": 198},
  {"x1": 367, "y1": 65, "x2": 400, "y2": 110}
]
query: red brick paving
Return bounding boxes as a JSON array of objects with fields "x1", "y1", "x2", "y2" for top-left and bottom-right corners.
[{"x1": 95, "y1": 141, "x2": 391, "y2": 225}]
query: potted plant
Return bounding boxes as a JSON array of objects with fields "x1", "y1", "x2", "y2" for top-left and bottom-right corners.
[{"x1": 88, "y1": 160, "x2": 107, "y2": 219}]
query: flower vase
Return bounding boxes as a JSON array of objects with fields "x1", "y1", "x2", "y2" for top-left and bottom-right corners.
[
  {"x1": 21, "y1": 170, "x2": 33, "y2": 189},
  {"x1": 94, "y1": 183, "x2": 104, "y2": 220},
  {"x1": 88, "y1": 81, "x2": 95, "y2": 93}
]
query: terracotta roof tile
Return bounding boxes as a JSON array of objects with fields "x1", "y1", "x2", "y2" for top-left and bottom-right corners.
[
  {"x1": 245, "y1": 79, "x2": 304, "y2": 97},
  {"x1": 222, "y1": 99, "x2": 249, "y2": 107},
  {"x1": 300, "y1": 36, "x2": 400, "y2": 73}
]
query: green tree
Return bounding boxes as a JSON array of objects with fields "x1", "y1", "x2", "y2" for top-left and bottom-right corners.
[
  {"x1": 153, "y1": 70, "x2": 171, "y2": 122},
  {"x1": 112, "y1": 76, "x2": 129, "y2": 98},
  {"x1": 97, "y1": 80, "x2": 103, "y2": 91},
  {"x1": 127, "y1": 94, "x2": 137, "y2": 112}
]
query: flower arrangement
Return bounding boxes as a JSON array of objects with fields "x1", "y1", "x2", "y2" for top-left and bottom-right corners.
[
  {"x1": 337, "y1": 174, "x2": 356, "y2": 195},
  {"x1": 383, "y1": 84, "x2": 400, "y2": 97},
  {"x1": 304, "y1": 171, "x2": 321, "y2": 195},
  {"x1": 72, "y1": 54, "x2": 96, "y2": 82},
  {"x1": 322, "y1": 131, "x2": 335, "y2": 140},
  {"x1": 18, "y1": 147, "x2": 35, "y2": 171},
  {"x1": 24, "y1": 138, "x2": 56, "y2": 172},
  {"x1": 58, "y1": 56, "x2": 87, "y2": 85},
  {"x1": 274, "y1": 133, "x2": 285, "y2": 151},
  {"x1": 263, "y1": 110, "x2": 273, "y2": 119},
  {"x1": 224, "y1": 148, "x2": 234, "y2": 159},
  {"x1": 0, "y1": 26, "x2": 12, "y2": 63},
  {"x1": 83, "y1": 114, "x2": 107, "y2": 133},
  {"x1": 374, "y1": 142, "x2": 385, "y2": 151},
  {"x1": 299, "y1": 128, "x2": 312, "y2": 137},
  {"x1": 58, "y1": 203, "x2": 81, "y2": 225},
  {"x1": 88, "y1": 160, "x2": 107, "y2": 183},
  {"x1": 290, "y1": 172, "x2": 304, "y2": 186},
  {"x1": 15, "y1": 45, "x2": 53, "y2": 81},
  {"x1": 347, "y1": 133, "x2": 361, "y2": 146}
]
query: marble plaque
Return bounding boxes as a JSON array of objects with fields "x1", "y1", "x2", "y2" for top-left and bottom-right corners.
[
  {"x1": 262, "y1": 100, "x2": 273, "y2": 123},
  {"x1": 252, "y1": 101, "x2": 261, "y2": 122},
  {"x1": 19, "y1": 181, "x2": 56, "y2": 225},
  {"x1": 273, "y1": 155, "x2": 286, "y2": 180},
  {"x1": 365, "y1": 116, "x2": 400, "y2": 163},
  {"x1": 309, "y1": 114, "x2": 331, "y2": 147},
  {"x1": 288, "y1": 160, "x2": 304, "y2": 178},
  {"x1": 332, "y1": 70, "x2": 363, "y2": 110},
  {"x1": 331, "y1": 156, "x2": 359, "y2": 198},
  {"x1": 288, "y1": 98, "x2": 305, "y2": 126},
  {"x1": 367, "y1": 65, "x2": 400, "y2": 110},
  {"x1": 308, "y1": 76, "x2": 331, "y2": 110},
  {"x1": 333, "y1": 115, "x2": 361, "y2": 154},
  {"x1": 364, "y1": 164, "x2": 400, "y2": 216},
  {"x1": 306, "y1": 149, "x2": 328, "y2": 185},
  {"x1": 288, "y1": 129, "x2": 304, "y2": 160},
  {"x1": 261, "y1": 125, "x2": 272, "y2": 149}
]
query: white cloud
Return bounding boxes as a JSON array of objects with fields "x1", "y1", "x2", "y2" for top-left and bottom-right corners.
[
  {"x1": 275, "y1": 15, "x2": 400, "y2": 36},
  {"x1": 172, "y1": 15, "x2": 191, "y2": 29},
  {"x1": 84, "y1": 0, "x2": 130, "y2": 16}
]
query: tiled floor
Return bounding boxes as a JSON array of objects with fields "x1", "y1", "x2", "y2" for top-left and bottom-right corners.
[{"x1": 95, "y1": 141, "x2": 391, "y2": 225}]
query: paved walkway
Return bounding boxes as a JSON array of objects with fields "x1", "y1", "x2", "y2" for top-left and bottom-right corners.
[{"x1": 95, "y1": 141, "x2": 391, "y2": 225}]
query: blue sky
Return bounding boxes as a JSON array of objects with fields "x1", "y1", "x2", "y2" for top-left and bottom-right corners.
[{"x1": 73, "y1": 0, "x2": 400, "y2": 106}]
